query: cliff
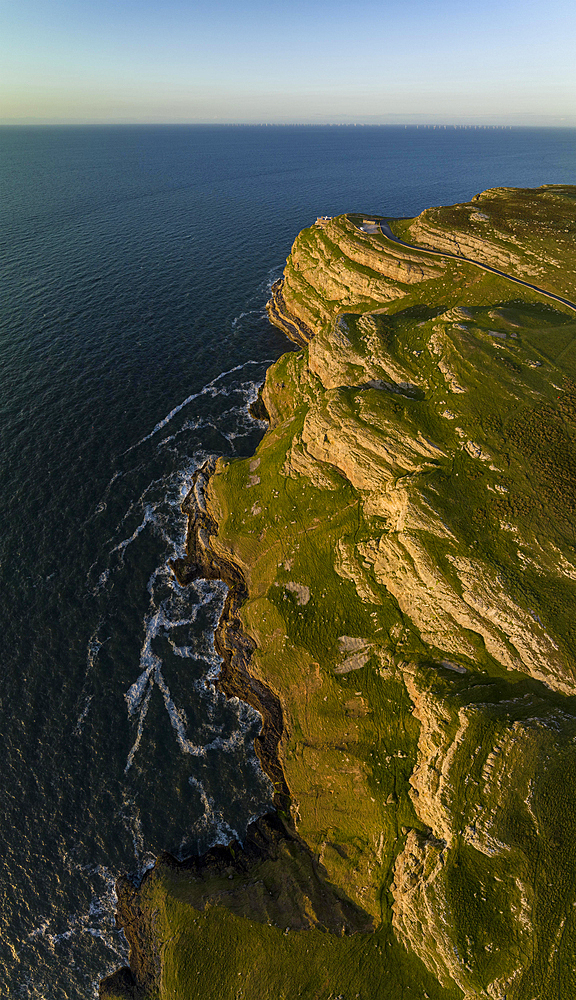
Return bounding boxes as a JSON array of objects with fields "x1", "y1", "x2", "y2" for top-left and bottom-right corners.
[{"x1": 101, "y1": 186, "x2": 576, "y2": 1000}]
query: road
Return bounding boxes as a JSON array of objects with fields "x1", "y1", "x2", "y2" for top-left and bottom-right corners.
[{"x1": 375, "y1": 219, "x2": 576, "y2": 314}]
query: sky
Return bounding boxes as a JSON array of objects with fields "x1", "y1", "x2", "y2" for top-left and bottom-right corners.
[{"x1": 1, "y1": 0, "x2": 575, "y2": 124}]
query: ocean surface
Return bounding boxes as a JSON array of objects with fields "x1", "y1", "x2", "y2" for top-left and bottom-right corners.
[{"x1": 1, "y1": 124, "x2": 575, "y2": 998}]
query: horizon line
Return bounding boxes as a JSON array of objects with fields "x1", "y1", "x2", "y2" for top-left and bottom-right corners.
[{"x1": 2, "y1": 120, "x2": 576, "y2": 128}]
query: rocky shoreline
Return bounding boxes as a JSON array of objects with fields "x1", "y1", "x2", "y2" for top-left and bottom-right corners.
[
  {"x1": 101, "y1": 458, "x2": 291, "y2": 998},
  {"x1": 265, "y1": 278, "x2": 314, "y2": 347},
  {"x1": 100, "y1": 447, "x2": 372, "y2": 1000},
  {"x1": 101, "y1": 188, "x2": 576, "y2": 1000},
  {"x1": 171, "y1": 460, "x2": 291, "y2": 817}
]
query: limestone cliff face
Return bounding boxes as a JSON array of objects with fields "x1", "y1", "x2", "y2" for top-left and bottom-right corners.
[
  {"x1": 266, "y1": 214, "x2": 445, "y2": 344},
  {"x1": 401, "y1": 184, "x2": 576, "y2": 298},
  {"x1": 253, "y1": 196, "x2": 576, "y2": 998},
  {"x1": 266, "y1": 215, "x2": 576, "y2": 696},
  {"x1": 103, "y1": 190, "x2": 576, "y2": 1000},
  {"x1": 391, "y1": 663, "x2": 576, "y2": 998}
]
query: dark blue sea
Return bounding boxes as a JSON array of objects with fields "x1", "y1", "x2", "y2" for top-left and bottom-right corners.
[{"x1": 1, "y1": 124, "x2": 575, "y2": 998}]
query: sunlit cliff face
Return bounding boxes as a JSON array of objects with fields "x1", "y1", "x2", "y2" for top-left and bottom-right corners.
[{"x1": 104, "y1": 186, "x2": 576, "y2": 1000}]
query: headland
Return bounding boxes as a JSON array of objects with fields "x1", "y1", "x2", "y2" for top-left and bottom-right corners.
[{"x1": 102, "y1": 184, "x2": 576, "y2": 1000}]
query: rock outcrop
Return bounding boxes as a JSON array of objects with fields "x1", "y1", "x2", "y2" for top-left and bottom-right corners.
[{"x1": 103, "y1": 187, "x2": 576, "y2": 1000}]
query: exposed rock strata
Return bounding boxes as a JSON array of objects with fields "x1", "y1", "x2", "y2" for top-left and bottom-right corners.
[
  {"x1": 103, "y1": 187, "x2": 576, "y2": 1000},
  {"x1": 402, "y1": 184, "x2": 576, "y2": 298}
]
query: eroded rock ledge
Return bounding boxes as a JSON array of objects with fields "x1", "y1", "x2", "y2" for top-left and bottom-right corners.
[
  {"x1": 171, "y1": 461, "x2": 289, "y2": 813},
  {"x1": 101, "y1": 462, "x2": 375, "y2": 1000}
]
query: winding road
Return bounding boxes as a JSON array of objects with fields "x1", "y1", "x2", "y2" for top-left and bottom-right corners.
[{"x1": 373, "y1": 219, "x2": 576, "y2": 314}]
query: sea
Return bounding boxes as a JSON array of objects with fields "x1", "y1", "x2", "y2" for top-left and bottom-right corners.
[{"x1": 1, "y1": 124, "x2": 575, "y2": 998}]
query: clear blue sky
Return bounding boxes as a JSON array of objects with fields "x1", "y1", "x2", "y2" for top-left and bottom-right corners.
[{"x1": 1, "y1": 0, "x2": 575, "y2": 124}]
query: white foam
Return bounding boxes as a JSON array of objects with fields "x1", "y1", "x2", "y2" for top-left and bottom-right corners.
[
  {"x1": 27, "y1": 919, "x2": 50, "y2": 941},
  {"x1": 86, "y1": 469, "x2": 124, "y2": 525},
  {"x1": 90, "y1": 365, "x2": 268, "y2": 597},
  {"x1": 187, "y1": 776, "x2": 239, "y2": 847},
  {"x1": 231, "y1": 308, "x2": 262, "y2": 330},
  {"x1": 76, "y1": 624, "x2": 107, "y2": 731},
  {"x1": 75, "y1": 694, "x2": 93, "y2": 731},
  {"x1": 93, "y1": 568, "x2": 110, "y2": 594},
  {"x1": 124, "y1": 681, "x2": 154, "y2": 773},
  {"x1": 110, "y1": 504, "x2": 156, "y2": 558},
  {"x1": 125, "y1": 663, "x2": 155, "y2": 717},
  {"x1": 155, "y1": 380, "x2": 265, "y2": 452},
  {"x1": 119, "y1": 792, "x2": 157, "y2": 875},
  {"x1": 90, "y1": 457, "x2": 200, "y2": 598},
  {"x1": 124, "y1": 579, "x2": 230, "y2": 770},
  {"x1": 155, "y1": 667, "x2": 204, "y2": 756},
  {"x1": 26, "y1": 863, "x2": 129, "y2": 994},
  {"x1": 265, "y1": 264, "x2": 284, "y2": 295},
  {"x1": 86, "y1": 627, "x2": 103, "y2": 666},
  {"x1": 125, "y1": 360, "x2": 272, "y2": 454},
  {"x1": 119, "y1": 574, "x2": 238, "y2": 770},
  {"x1": 85, "y1": 365, "x2": 278, "y2": 867}
]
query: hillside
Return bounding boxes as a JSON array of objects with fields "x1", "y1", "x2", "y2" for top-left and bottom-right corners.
[{"x1": 102, "y1": 185, "x2": 576, "y2": 1000}]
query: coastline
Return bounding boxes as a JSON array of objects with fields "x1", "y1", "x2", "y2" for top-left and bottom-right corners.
[
  {"x1": 101, "y1": 187, "x2": 576, "y2": 1000},
  {"x1": 100, "y1": 452, "x2": 376, "y2": 1000},
  {"x1": 172, "y1": 461, "x2": 291, "y2": 818}
]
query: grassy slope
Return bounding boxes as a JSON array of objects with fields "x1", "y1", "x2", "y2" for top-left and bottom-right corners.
[
  {"x1": 102, "y1": 188, "x2": 576, "y2": 1000},
  {"x1": 127, "y1": 866, "x2": 459, "y2": 1000},
  {"x1": 394, "y1": 184, "x2": 576, "y2": 300}
]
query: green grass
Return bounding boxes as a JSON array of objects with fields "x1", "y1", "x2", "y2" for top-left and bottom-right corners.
[
  {"x1": 116, "y1": 864, "x2": 462, "y2": 1000},
  {"x1": 394, "y1": 184, "x2": 576, "y2": 301},
  {"x1": 104, "y1": 187, "x2": 576, "y2": 1000}
]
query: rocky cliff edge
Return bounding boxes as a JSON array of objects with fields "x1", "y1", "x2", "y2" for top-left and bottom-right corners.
[{"x1": 102, "y1": 187, "x2": 576, "y2": 1000}]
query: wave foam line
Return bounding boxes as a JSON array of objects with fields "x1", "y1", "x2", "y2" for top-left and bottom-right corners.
[
  {"x1": 124, "y1": 589, "x2": 225, "y2": 770},
  {"x1": 187, "y1": 776, "x2": 239, "y2": 847},
  {"x1": 157, "y1": 381, "x2": 264, "y2": 451},
  {"x1": 75, "y1": 622, "x2": 107, "y2": 731},
  {"x1": 231, "y1": 307, "x2": 263, "y2": 330},
  {"x1": 124, "y1": 680, "x2": 154, "y2": 773},
  {"x1": 119, "y1": 792, "x2": 156, "y2": 875},
  {"x1": 26, "y1": 864, "x2": 128, "y2": 973},
  {"x1": 110, "y1": 504, "x2": 156, "y2": 558},
  {"x1": 125, "y1": 360, "x2": 272, "y2": 454}
]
